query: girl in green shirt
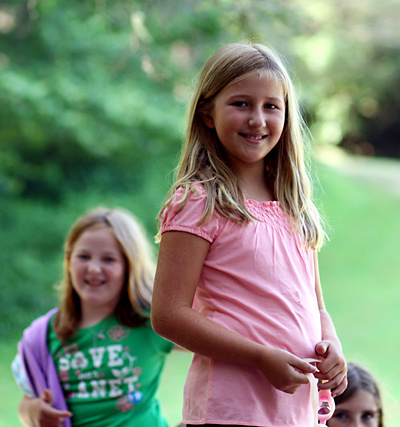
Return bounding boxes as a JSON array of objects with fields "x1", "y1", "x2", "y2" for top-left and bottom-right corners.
[{"x1": 14, "y1": 207, "x2": 174, "y2": 427}]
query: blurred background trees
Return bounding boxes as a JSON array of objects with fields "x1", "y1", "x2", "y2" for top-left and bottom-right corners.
[
  {"x1": 1, "y1": 0, "x2": 399, "y2": 203},
  {"x1": 1, "y1": 1, "x2": 399, "y2": 424},
  {"x1": 1, "y1": 0, "x2": 399, "y2": 351}
]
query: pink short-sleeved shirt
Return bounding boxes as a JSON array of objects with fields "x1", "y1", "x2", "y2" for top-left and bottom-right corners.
[{"x1": 160, "y1": 186, "x2": 322, "y2": 426}]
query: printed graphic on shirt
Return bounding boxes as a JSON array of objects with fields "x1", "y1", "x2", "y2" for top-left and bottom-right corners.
[{"x1": 53, "y1": 322, "x2": 142, "y2": 413}]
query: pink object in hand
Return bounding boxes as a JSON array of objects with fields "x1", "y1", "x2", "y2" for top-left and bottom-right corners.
[{"x1": 318, "y1": 388, "x2": 335, "y2": 424}]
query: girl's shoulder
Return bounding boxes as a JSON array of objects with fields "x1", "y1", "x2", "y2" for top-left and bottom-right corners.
[
  {"x1": 163, "y1": 183, "x2": 208, "y2": 219},
  {"x1": 170, "y1": 182, "x2": 206, "y2": 201},
  {"x1": 161, "y1": 183, "x2": 227, "y2": 242},
  {"x1": 22, "y1": 308, "x2": 58, "y2": 343}
]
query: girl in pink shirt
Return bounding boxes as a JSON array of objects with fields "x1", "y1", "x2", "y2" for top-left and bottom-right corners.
[{"x1": 152, "y1": 43, "x2": 347, "y2": 427}]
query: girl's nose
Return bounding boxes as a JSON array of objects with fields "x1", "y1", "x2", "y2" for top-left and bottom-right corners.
[
  {"x1": 248, "y1": 108, "x2": 266, "y2": 128},
  {"x1": 87, "y1": 260, "x2": 102, "y2": 273}
]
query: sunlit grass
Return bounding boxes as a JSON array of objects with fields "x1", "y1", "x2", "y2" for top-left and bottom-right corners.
[
  {"x1": 1, "y1": 158, "x2": 399, "y2": 426},
  {"x1": 316, "y1": 162, "x2": 400, "y2": 425}
]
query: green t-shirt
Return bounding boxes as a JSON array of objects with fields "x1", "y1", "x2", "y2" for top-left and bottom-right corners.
[{"x1": 48, "y1": 314, "x2": 174, "y2": 427}]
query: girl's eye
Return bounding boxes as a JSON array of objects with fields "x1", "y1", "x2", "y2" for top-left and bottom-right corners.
[
  {"x1": 104, "y1": 257, "x2": 117, "y2": 262},
  {"x1": 265, "y1": 103, "x2": 277, "y2": 110},
  {"x1": 232, "y1": 101, "x2": 247, "y2": 107},
  {"x1": 333, "y1": 412, "x2": 348, "y2": 420},
  {"x1": 77, "y1": 254, "x2": 90, "y2": 260},
  {"x1": 361, "y1": 411, "x2": 375, "y2": 420}
]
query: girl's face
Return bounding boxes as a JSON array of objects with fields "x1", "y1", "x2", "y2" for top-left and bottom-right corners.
[
  {"x1": 69, "y1": 225, "x2": 126, "y2": 319},
  {"x1": 202, "y1": 70, "x2": 285, "y2": 175},
  {"x1": 328, "y1": 390, "x2": 381, "y2": 427}
]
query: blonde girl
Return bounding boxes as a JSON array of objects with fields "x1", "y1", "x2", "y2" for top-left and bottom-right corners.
[
  {"x1": 13, "y1": 207, "x2": 173, "y2": 427},
  {"x1": 151, "y1": 43, "x2": 347, "y2": 426}
]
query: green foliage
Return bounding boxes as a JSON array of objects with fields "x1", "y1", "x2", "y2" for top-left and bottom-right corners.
[
  {"x1": 1, "y1": 0, "x2": 399, "y2": 199},
  {"x1": 289, "y1": 0, "x2": 400, "y2": 156},
  {"x1": 0, "y1": 198, "x2": 66, "y2": 338},
  {"x1": 1, "y1": 2, "x2": 399, "y2": 424},
  {"x1": 0, "y1": 0, "x2": 186, "y2": 199}
]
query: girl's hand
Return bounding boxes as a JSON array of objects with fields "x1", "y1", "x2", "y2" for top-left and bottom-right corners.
[
  {"x1": 258, "y1": 347, "x2": 317, "y2": 394},
  {"x1": 20, "y1": 389, "x2": 72, "y2": 427},
  {"x1": 153, "y1": 232, "x2": 318, "y2": 396},
  {"x1": 314, "y1": 340, "x2": 347, "y2": 397}
]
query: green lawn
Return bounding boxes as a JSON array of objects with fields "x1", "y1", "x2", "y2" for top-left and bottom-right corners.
[
  {"x1": 1, "y1": 158, "x2": 399, "y2": 426},
  {"x1": 0, "y1": 339, "x2": 21, "y2": 427},
  {"x1": 316, "y1": 161, "x2": 400, "y2": 425}
]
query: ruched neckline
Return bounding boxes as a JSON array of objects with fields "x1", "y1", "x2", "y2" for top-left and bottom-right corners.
[
  {"x1": 246, "y1": 199, "x2": 291, "y2": 231},
  {"x1": 246, "y1": 198, "x2": 279, "y2": 207}
]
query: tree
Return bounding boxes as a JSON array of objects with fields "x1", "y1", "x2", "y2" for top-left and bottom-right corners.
[{"x1": 0, "y1": 0, "x2": 399, "y2": 200}]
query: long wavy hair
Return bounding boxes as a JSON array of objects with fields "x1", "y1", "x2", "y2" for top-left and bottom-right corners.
[
  {"x1": 328, "y1": 362, "x2": 384, "y2": 427},
  {"x1": 156, "y1": 42, "x2": 325, "y2": 250},
  {"x1": 54, "y1": 207, "x2": 155, "y2": 341}
]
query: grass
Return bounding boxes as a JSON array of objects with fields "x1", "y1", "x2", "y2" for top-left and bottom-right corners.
[
  {"x1": 0, "y1": 339, "x2": 21, "y2": 427},
  {"x1": 1, "y1": 157, "x2": 400, "y2": 426},
  {"x1": 316, "y1": 161, "x2": 400, "y2": 425}
]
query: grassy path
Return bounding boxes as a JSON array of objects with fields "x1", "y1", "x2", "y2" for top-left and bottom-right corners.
[
  {"x1": 316, "y1": 144, "x2": 400, "y2": 197},
  {"x1": 316, "y1": 146, "x2": 400, "y2": 426}
]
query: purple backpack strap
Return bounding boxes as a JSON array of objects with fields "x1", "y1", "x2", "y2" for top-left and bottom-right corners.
[{"x1": 19, "y1": 308, "x2": 71, "y2": 427}]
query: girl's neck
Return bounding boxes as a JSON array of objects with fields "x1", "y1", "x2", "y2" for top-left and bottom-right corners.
[
  {"x1": 78, "y1": 305, "x2": 115, "y2": 329},
  {"x1": 236, "y1": 167, "x2": 274, "y2": 202},
  {"x1": 242, "y1": 183, "x2": 274, "y2": 202}
]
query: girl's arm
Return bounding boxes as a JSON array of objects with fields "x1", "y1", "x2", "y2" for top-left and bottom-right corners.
[
  {"x1": 152, "y1": 230, "x2": 317, "y2": 394},
  {"x1": 313, "y1": 251, "x2": 348, "y2": 396},
  {"x1": 18, "y1": 390, "x2": 72, "y2": 427}
]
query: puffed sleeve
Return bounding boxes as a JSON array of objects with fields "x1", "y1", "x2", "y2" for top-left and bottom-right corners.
[{"x1": 160, "y1": 185, "x2": 226, "y2": 243}]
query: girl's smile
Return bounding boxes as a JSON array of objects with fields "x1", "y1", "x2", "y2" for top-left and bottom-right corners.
[
  {"x1": 202, "y1": 70, "x2": 285, "y2": 174},
  {"x1": 69, "y1": 225, "x2": 126, "y2": 322}
]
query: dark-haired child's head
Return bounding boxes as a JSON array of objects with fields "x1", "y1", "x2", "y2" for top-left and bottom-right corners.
[{"x1": 327, "y1": 362, "x2": 383, "y2": 427}]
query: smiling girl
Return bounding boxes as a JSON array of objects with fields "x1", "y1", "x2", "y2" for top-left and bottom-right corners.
[
  {"x1": 151, "y1": 42, "x2": 347, "y2": 426},
  {"x1": 12, "y1": 207, "x2": 174, "y2": 427}
]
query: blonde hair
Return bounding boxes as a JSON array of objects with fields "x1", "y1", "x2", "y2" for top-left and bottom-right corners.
[
  {"x1": 55, "y1": 207, "x2": 155, "y2": 341},
  {"x1": 157, "y1": 42, "x2": 325, "y2": 250}
]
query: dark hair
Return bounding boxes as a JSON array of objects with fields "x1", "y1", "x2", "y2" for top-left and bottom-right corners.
[{"x1": 331, "y1": 362, "x2": 384, "y2": 427}]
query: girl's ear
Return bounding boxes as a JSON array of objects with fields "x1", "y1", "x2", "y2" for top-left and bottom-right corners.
[
  {"x1": 199, "y1": 102, "x2": 215, "y2": 129},
  {"x1": 201, "y1": 111, "x2": 215, "y2": 129}
]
